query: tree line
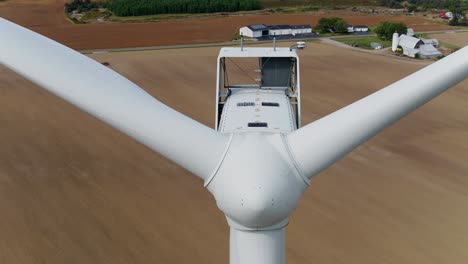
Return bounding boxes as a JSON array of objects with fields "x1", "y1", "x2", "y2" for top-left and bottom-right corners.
[
  {"x1": 65, "y1": 0, "x2": 99, "y2": 13},
  {"x1": 104, "y1": 0, "x2": 262, "y2": 16}
]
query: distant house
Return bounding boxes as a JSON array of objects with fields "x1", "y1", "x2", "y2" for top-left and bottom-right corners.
[
  {"x1": 239, "y1": 24, "x2": 312, "y2": 38},
  {"x1": 353, "y1": 25, "x2": 369, "y2": 32},
  {"x1": 446, "y1": 11, "x2": 454, "y2": 20},
  {"x1": 239, "y1": 24, "x2": 269, "y2": 38},
  {"x1": 347, "y1": 25, "x2": 369, "y2": 33}
]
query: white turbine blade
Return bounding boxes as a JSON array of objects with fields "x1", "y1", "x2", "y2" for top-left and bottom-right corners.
[
  {"x1": 0, "y1": 18, "x2": 229, "y2": 180},
  {"x1": 287, "y1": 46, "x2": 468, "y2": 180}
]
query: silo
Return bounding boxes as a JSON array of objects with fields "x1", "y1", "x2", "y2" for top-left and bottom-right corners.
[{"x1": 392, "y1": 32, "x2": 399, "y2": 52}]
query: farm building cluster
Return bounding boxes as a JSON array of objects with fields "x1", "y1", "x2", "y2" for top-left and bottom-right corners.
[
  {"x1": 239, "y1": 24, "x2": 314, "y2": 40},
  {"x1": 240, "y1": 24, "x2": 370, "y2": 41},
  {"x1": 392, "y1": 29, "x2": 442, "y2": 59}
]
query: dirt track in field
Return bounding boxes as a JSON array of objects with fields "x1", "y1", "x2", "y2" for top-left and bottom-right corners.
[
  {"x1": 0, "y1": 0, "x2": 459, "y2": 50},
  {"x1": 1, "y1": 41, "x2": 468, "y2": 264}
]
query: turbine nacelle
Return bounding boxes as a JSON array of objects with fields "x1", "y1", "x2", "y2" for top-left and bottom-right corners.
[{"x1": 206, "y1": 132, "x2": 308, "y2": 230}]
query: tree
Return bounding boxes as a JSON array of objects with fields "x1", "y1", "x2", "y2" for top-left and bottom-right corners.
[
  {"x1": 407, "y1": 0, "x2": 445, "y2": 10},
  {"x1": 407, "y1": 4, "x2": 418, "y2": 12},
  {"x1": 374, "y1": 21, "x2": 407, "y2": 40},
  {"x1": 316, "y1": 17, "x2": 349, "y2": 34},
  {"x1": 446, "y1": 0, "x2": 467, "y2": 26},
  {"x1": 65, "y1": 0, "x2": 100, "y2": 13},
  {"x1": 380, "y1": 0, "x2": 404, "y2": 8},
  {"x1": 334, "y1": 19, "x2": 348, "y2": 33}
]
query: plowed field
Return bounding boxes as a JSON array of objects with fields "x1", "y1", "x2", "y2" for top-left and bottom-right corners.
[
  {"x1": 1, "y1": 41, "x2": 468, "y2": 263},
  {"x1": 0, "y1": 0, "x2": 457, "y2": 50}
]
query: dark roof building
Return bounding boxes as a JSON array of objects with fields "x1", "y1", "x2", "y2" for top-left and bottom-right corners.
[
  {"x1": 247, "y1": 24, "x2": 269, "y2": 31},
  {"x1": 268, "y1": 25, "x2": 312, "y2": 30}
]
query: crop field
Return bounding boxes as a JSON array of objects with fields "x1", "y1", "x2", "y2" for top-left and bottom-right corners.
[
  {"x1": 0, "y1": 0, "x2": 458, "y2": 50},
  {"x1": 428, "y1": 31, "x2": 468, "y2": 48},
  {"x1": 1, "y1": 41, "x2": 468, "y2": 263}
]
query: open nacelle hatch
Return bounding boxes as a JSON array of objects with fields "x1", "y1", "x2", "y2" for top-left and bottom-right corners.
[{"x1": 215, "y1": 47, "x2": 301, "y2": 131}]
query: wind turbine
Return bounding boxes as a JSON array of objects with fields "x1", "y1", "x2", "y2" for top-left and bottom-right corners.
[{"x1": 1, "y1": 18, "x2": 467, "y2": 264}]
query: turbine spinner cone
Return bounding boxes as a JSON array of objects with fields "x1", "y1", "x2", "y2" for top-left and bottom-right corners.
[{"x1": 206, "y1": 132, "x2": 308, "y2": 230}]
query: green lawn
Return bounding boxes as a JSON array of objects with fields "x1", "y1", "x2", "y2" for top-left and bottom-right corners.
[
  {"x1": 438, "y1": 41, "x2": 460, "y2": 50},
  {"x1": 334, "y1": 36, "x2": 392, "y2": 49}
]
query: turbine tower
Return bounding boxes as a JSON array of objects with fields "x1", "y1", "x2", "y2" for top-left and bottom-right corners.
[{"x1": 0, "y1": 18, "x2": 467, "y2": 264}]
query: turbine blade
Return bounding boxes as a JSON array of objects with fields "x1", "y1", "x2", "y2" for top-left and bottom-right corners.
[
  {"x1": 287, "y1": 46, "x2": 468, "y2": 180},
  {"x1": 0, "y1": 18, "x2": 229, "y2": 180}
]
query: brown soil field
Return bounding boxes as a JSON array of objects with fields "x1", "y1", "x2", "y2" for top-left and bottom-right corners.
[
  {"x1": 0, "y1": 0, "x2": 458, "y2": 50},
  {"x1": 0, "y1": 0, "x2": 69, "y2": 27},
  {"x1": 429, "y1": 32, "x2": 468, "y2": 47},
  {"x1": 1, "y1": 42, "x2": 468, "y2": 264}
]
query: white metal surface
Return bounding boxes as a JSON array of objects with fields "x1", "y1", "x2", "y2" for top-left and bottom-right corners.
[
  {"x1": 418, "y1": 44, "x2": 442, "y2": 58},
  {"x1": 239, "y1": 27, "x2": 261, "y2": 38},
  {"x1": 219, "y1": 89, "x2": 296, "y2": 133},
  {"x1": 287, "y1": 45, "x2": 468, "y2": 180},
  {"x1": 392, "y1": 32, "x2": 399, "y2": 52},
  {"x1": 206, "y1": 132, "x2": 308, "y2": 229},
  {"x1": 215, "y1": 47, "x2": 301, "y2": 130},
  {"x1": 399, "y1": 34, "x2": 422, "y2": 49},
  {"x1": 218, "y1": 47, "x2": 299, "y2": 58},
  {"x1": 230, "y1": 227, "x2": 285, "y2": 264},
  {"x1": 0, "y1": 18, "x2": 230, "y2": 180}
]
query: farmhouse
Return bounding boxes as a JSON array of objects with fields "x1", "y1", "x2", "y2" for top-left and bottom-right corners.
[
  {"x1": 347, "y1": 25, "x2": 369, "y2": 33},
  {"x1": 239, "y1": 24, "x2": 312, "y2": 38}
]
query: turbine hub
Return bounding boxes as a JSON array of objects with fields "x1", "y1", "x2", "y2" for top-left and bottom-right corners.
[{"x1": 205, "y1": 132, "x2": 309, "y2": 230}]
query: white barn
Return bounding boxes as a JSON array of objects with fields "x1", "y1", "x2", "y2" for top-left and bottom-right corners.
[
  {"x1": 394, "y1": 34, "x2": 442, "y2": 59},
  {"x1": 239, "y1": 24, "x2": 312, "y2": 38},
  {"x1": 239, "y1": 24, "x2": 269, "y2": 38},
  {"x1": 268, "y1": 25, "x2": 312, "y2": 36},
  {"x1": 398, "y1": 35, "x2": 423, "y2": 57}
]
